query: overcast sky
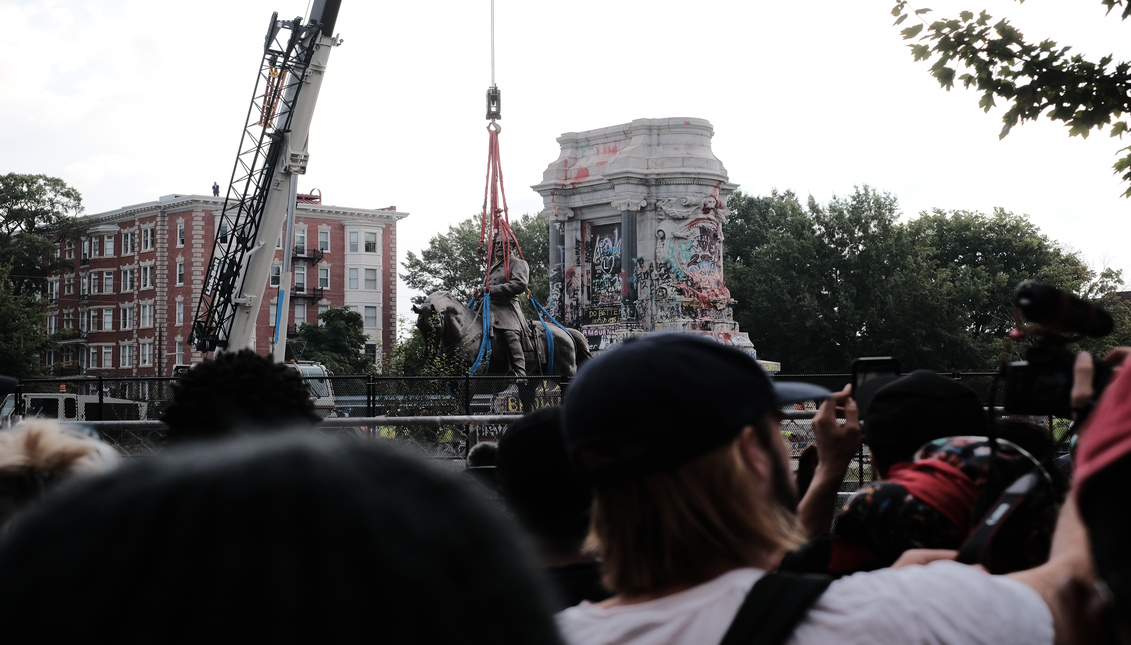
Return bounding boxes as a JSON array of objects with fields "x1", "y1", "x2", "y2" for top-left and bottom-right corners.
[{"x1": 3, "y1": 0, "x2": 1130, "y2": 332}]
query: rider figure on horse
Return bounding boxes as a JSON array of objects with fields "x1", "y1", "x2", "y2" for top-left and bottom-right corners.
[{"x1": 484, "y1": 228, "x2": 531, "y2": 381}]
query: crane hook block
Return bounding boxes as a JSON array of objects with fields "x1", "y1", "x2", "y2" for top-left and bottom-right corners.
[{"x1": 486, "y1": 85, "x2": 501, "y2": 120}]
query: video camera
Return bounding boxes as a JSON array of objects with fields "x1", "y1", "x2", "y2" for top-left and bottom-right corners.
[{"x1": 1001, "y1": 280, "x2": 1113, "y2": 417}]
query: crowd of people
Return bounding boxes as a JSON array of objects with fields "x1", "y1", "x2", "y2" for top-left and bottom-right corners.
[{"x1": 0, "y1": 334, "x2": 1127, "y2": 643}]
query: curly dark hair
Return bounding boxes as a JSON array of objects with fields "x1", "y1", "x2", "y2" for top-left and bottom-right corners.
[
  {"x1": 162, "y1": 350, "x2": 319, "y2": 442},
  {"x1": 0, "y1": 432, "x2": 564, "y2": 643}
]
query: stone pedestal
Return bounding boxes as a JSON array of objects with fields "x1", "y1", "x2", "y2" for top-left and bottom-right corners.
[{"x1": 532, "y1": 117, "x2": 762, "y2": 360}]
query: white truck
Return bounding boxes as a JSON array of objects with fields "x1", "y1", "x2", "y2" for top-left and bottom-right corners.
[{"x1": 0, "y1": 392, "x2": 148, "y2": 428}]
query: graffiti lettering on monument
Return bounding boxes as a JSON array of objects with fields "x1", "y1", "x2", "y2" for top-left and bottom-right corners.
[
  {"x1": 587, "y1": 307, "x2": 620, "y2": 325},
  {"x1": 585, "y1": 222, "x2": 623, "y2": 310}
]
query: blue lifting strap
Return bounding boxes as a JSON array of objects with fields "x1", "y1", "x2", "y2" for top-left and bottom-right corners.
[
  {"x1": 469, "y1": 293, "x2": 492, "y2": 375},
  {"x1": 529, "y1": 296, "x2": 570, "y2": 375}
]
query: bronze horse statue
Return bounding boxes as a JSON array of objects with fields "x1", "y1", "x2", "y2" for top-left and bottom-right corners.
[{"x1": 413, "y1": 291, "x2": 591, "y2": 377}]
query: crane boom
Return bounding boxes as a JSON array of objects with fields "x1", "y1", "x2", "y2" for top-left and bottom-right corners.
[{"x1": 190, "y1": 0, "x2": 342, "y2": 354}]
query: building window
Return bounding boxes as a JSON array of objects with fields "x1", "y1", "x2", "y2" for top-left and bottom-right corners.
[
  {"x1": 140, "y1": 341, "x2": 153, "y2": 367},
  {"x1": 276, "y1": 234, "x2": 283, "y2": 250},
  {"x1": 102, "y1": 346, "x2": 113, "y2": 368},
  {"x1": 218, "y1": 221, "x2": 229, "y2": 244},
  {"x1": 121, "y1": 306, "x2": 134, "y2": 330},
  {"x1": 318, "y1": 267, "x2": 330, "y2": 289},
  {"x1": 89, "y1": 346, "x2": 99, "y2": 368},
  {"x1": 91, "y1": 237, "x2": 100, "y2": 257},
  {"x1": 270, "y1": 265, "x2": 281, "y2": 287},
  {"x1": 47, "y1": 315, "x2": 58, "y2": 335},
  {"x1": 295, "y1": 303, "x2": 306, "y2": 326},
  {"x1": 64, "y1": 275, "x2": 74, "y2": 295},
  {"x1": 177, "y1": 222, "x2": 185, "y2": 247},
  {"x1": 175, "y1": 301, "x2": 183, "y2": 326},
  {"x1": 123, "y1": 231, "x2": 136, "y2": 254},
  {"x1": 103, "y1": 308, "x2": 113, "y2": 331},
  {"x1": 294, "y1": 266, "x2": 306, "y2": 292},
  {"x1": 104, "y1": 235, "x2": 115, "y2": 257},
  {"x1": 175, "y1": 341, "x2": 184, "y2": 365},
  {"x1": 121, "y1": 268, "x2": 135, "y2": 292},
  {"x1": 364, "y1": 232, "x2": 377, "y2": 253},
  {"x1": 141, "y1": 303, "x2": 154, "y2": 328},
  {"x1": 121, "y1": 344, "x2": 135, "y2": 368},
  {"x1": 295, "y1": 229, "x2": 306, "y2": 255},
  {"x1": 269, "y1": 303, "x2": 277, "y2": 326},
  {"x1": 87, "y1": 310, "x2": 98, "y2": 332},
  {"x1": 348, "y1": 268, "x2": 358, "y2": 289},
  {"x1": 64, "y1": 310, "x2": 74, "y2": 330},
  {"x1": 81, "y1": 274, "x2": 89, "y2": 296},
  {"x1": 142, "y1": 227, "x2": 154, "y2": 251},
  {"x1": 82, "y1": 238, "x2": 90, "y2": 259},
  {"x1": 141, "y1": 265, "x2": 154, "y2": 289},
  {"x1": 79, "y1": 309, "x2": 87, "y2": 332},
  {"x1": 48, "y1": 279, "x2": 59, "y2": 301},
  {"x1": 65, "y1": 240, "x2": 75, "y2": 259},
  {"x1": 349, "y1": 231, "x2": 358, "y2": 253},
  {"x1": 174, "y1": 260, "x2": 184, "y2": 286},
  {"x1": 318, "y1": 230, "x2": 330, "y2": 252},
  {"x1": 103, "y1": 271, "x2": 114, "y2": 293},
  {"x1": 318, "y1": 304, "x2": 329, "y2": 325},
  {"x1": 365, "y1": 343, "x2": 377, "y2": 362},
  {"x1": 364, "y1": 268, "x2": 377, "y2": 290},
  {"x1": 364, "y1": 306, "x2": 377, "y2": 328}
]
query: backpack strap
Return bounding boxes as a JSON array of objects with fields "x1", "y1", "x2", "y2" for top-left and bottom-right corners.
[{"x1": 718, "y1": 572, "x2": 833, "y2": 645}]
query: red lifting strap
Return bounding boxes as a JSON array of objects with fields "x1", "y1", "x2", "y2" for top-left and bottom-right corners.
[{"x1": 479, "y1": 124, "x2": 524, "y2": 287}]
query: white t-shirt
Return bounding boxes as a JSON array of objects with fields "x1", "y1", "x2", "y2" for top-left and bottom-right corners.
[{"x1": 557, "y1": 561, "x2": 1053, "y2": 645}]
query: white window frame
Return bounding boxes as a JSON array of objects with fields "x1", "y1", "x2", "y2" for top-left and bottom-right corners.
[
  {"x1": 120, "y1": 344, "x2": 134, "y2": 369},
  {"x1": 141, "y1": 265, "x2": 153, "y2": 289},
  {"x1": 364, "y1": 268, "x2": 378, "y2": 290},
  {"x1": 175, "y1": 301, "x2": 184, "y2": 326},
  {"x1": 349, "y1": 231, "x2": 358, "y2": 253},
  {"x1": 295, "y1": 302, "x2": 306, "y2": 325},
  {"x1": 294, "y1": 265, "x2": 306, "y2": 292},
  {"x1": 120, "y1": 305, "x2": 134, "y2": 330},
  {"x1": 270, "y1": 264, "x2": 281, "y2": 287},
  {"x1": 142, "y1": 227, "x2": 154, "y2": 251},
  {"x1": 140, "y1": 341, "x2": 153, "y2": 367},
  {"x1": 104, "y1": 235, "x2": 115, "y2": 257},
  {"x1": 176, "y1": 260, "x2": 185, "y2": 286},
  {"x1": 102, "y1": 346, "x2": 113, "y2": 368},
  {"x1": 318, "y1": 304, "x2": 329, "y2": 325},
  {"x1": 318, "y1": 230, "x2": 330, "y2": 252},
  {"x1": 364, "y1": 231, "x2": 377, "y2": 253},
  {"x1": 103, "y1": 308, "x2": 113, "y2": 331},
  {"x1": 364, "y1": 306, "x2": 377, "y2": 328},
  {"x1": 295, "y1": 229, "x2": 307, "y2": 255},
  {"x1": 141, "y1": 303, "x2": 154, "y2": 328},
  {"x1": 318, "y1": 267, "x2": 330, "y2": 289},
  {"x1": 348, "y1": 268, "x2": 358, "y2": 289}
]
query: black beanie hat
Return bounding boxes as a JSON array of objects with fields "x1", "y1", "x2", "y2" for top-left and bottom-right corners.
[{"x1": 863, "y1": 370, "x2": 991, "y2": 460}]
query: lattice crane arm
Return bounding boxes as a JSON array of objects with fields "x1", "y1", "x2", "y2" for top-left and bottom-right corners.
[{"x1": 190, "y1": 1, "x2": 342, "y2": 354}]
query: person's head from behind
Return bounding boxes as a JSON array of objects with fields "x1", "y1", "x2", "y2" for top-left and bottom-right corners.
[
  {"x1": 561, "y1": 333, "x2": 829, "y2": 597},
  {"x1": 0, "y1": 432, "x2": 563, "y2": 643},
  {"x1": 0, "y1": 419, "x2": 120, "y2": 530},
  {"x1": 496, "y1": 407, "x2": 591, "y2": 558},
  {"x1": 162, "y1": 349, "x2": 319, "y2": 443},
  {"x1": 863, "y1": 370, "x2": 991, "y2": 477}
]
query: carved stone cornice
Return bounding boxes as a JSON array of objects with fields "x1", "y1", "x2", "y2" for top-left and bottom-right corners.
[
  {"x1": 611, "y1": 194, "x2": 648, "y2": 212},
  {"x1": 655, "y1": 194, "x2": 720, "y2": 220},
  {"x1": 539, "y1": 204, "x2": 575, "y2": 222}
]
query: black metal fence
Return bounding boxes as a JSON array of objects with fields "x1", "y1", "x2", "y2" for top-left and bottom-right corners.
[{"x1": 7, "y1": 371, "x2": 1067, "y2": 498}]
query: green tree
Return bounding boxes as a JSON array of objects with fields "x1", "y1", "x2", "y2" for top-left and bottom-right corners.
[
  {"x1": 401, "y1": 213, "x2": 550, "y2": 310},
  {"x1": 294, "y1": 307, "x2": 374, "y2": 374},
  {"x1": 891, "y1": 1, "x2": 1131, "y2": 195},
  {"x1": 723, "y1": 187, "x2": 1116, "y2": 372},
  {"x1": 0, "y1": 263, "x2": 57, "y2": 377},
  {"x1": 0, "y1": 174, "x2": 84, "y2": 296}
]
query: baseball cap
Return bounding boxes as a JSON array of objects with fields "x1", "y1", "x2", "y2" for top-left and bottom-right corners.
[
  {"x1": 863, "y1": 370, "x2": 991, "y2": 458},
  {"x1": 561, "y1": 333, "x2": 830, "y2": 486}
]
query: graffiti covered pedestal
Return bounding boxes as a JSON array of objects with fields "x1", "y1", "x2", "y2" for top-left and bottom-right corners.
[{"x1": 532, "y1": 117, "x2": 759, "y2": 358}]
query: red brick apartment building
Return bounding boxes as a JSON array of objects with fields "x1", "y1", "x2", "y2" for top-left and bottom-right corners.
[{"x1": 42, "y1": 194, "x2": 407, "y2": 376}]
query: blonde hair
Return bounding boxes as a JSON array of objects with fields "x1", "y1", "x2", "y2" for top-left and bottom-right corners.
[
  {"x1": 586, "y1": 424, "x2": 803, "y2": 596},
  {"x1": 0, "y1": 419, "x2": 120, "y2": 476}
]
